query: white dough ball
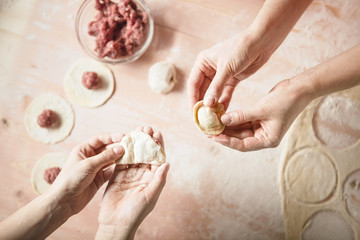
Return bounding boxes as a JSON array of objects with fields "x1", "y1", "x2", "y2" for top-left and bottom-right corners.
[{"x1": 148, "y1": 61, "x2": 176, "y2": 94}]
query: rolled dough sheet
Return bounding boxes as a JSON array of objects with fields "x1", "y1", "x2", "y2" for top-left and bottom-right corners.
[
  {"x1": 117, "y1": 130, "x2": 166, "y2": 165},
  {"x1": 24, "y1": 93, "x2": 74, "y2": 144},
  {"x1": 279, "y1": 87, "x2": 360, "y2": 240},
  {"x1": 31, "y1": 152, "x2": 68, "y2": 195},
  {"x1": 64, "y1": 58, "x2": 115, "y2": 108}
]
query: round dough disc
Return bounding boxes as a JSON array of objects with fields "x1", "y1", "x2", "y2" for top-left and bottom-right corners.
[
  {"x1": 31, "y1": 152, "x2": 68, "y2": 195},
  {"x1": 343, "y1": 169, "x2": 360, "y2": 223},
  {"x1": 285, "y1": 148, "x2": 337, "y2": 203},
  {"x1": 64, "y1": 58, "x2": 115, "y2": 107},
  {"x1": 117, "y1": 130, "x2": 166, "y2": 165},
  {"x1": 148, "y1": 61, "x2": 176, "y2": 94},
  {"x1": 24, "y1": 93, "x2": 74, "y2": 144}
]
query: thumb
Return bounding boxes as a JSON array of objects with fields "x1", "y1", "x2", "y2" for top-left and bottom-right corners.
[
  {"x1": 203, "y1": 68, "x2": 230, "y2": 107},
  {"x1": 221, "y1": 107, "x2": 261, "y2": 126},
  {"x1": 144, "y1": 163, "x2": 170, "y2": 201},
  {"x1": 87, "y1": 144, "x2": 124, "y2": 172}
]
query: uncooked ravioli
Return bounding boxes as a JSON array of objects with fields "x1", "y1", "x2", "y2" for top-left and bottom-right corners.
[
  {"x1": 64, "y1": 58, "x2": 114, "y2": 107},
  {"x1": 24, "y1": 93, "x2": 74, "y2": 144},
  {"x1": 193, "y1": 100, "x2": 225, "y2": 135},
  {"x1": 31, "y1": 152, "x2": 68, "y2": 194},
  {"x1": 117, "y1": 130, "x2": 166, "y2": 165}
]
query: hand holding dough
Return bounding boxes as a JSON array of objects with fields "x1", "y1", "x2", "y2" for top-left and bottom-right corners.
[
  {"x1": 193, "y1": 100, "x2": 225, "y2": 135},
  {"x1": 117, "y1": 127, "x2": 166, "y2": 165}
]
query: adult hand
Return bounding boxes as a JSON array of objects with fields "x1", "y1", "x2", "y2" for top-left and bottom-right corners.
[
  {"x1": 187, "y1": 30, "x2": 272, "y2": 111},
  {"x1": 211, "y1": 79, "x2": 312, "y2": 151},
  {"x1": 49, "y1": 133, "x2": 125, "y2": 215},
  {"x1": 96, "y1": 127, "x2": 169, "y2": 240}
]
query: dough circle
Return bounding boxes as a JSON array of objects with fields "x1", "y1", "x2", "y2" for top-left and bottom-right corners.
[
  {"x1": 117, "y1": 130, "x2": 166, "y2": 165},
  {"x1": 193, "y1": 100, "x2": 225, "y2": 135},
  {"x1": 64, "y1": 58, "x2": 115, "y2": 107},
  {"x1": 285, "y1": 148, "x2": 337, "y2": 204},
  {"x1": 312, "y1": 96, "x2": 360, "y2": 149},
  {"x1": 24, "y1": 93, "x2": 74, "y2": 144},
  {"x1": 31, "y1": 152, "x2": 68, "y2": 195},
  {"x1": 343, "y1": 169, "x2": 360, "y2": 223},
  {"x1": 148, "y1": 61, "x2": 176, "y2": 94},
  {"x1": 301, "y1": 210, "x2": 355, "y2": 240}
]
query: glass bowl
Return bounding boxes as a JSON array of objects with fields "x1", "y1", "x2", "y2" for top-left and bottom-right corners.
[{"x1": 75, "y1": 0, "x2": 154, "y2": 64}]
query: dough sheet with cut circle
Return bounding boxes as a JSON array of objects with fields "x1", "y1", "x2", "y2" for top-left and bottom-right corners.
[
  {"x1": 312, "y1": 96, "x2": 360, "y2": 149},
  {"x1": 31, "y1": 152, "x2": 68, "y2": 195},
  {"x1": 280, "y1": 91, "x2": 360, "y2": 240},
  {"x1": 64, "y1": 58, "x2": 115, "y2": 108},
  {"x1": 285, "y1": 148, "x2": 337, "y2": 204},
  {"x1": 117, "y1": 130, "x2": 166, "y2": 165},
  {"x1": 24, "y1": 93, "x2": 74, "y2": 144}
]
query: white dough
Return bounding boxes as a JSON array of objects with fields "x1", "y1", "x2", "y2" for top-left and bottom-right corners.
[
  {"x1": 148, "y1": 61, "x2": 176, "y2": 94},
  {"x1": 24, "y1": 93, "x2": 74, "y2": 144},
  {"x1": 64, "y1": 58, "x2": 114, "y2": 107},
  {"x1": 193, "y1": 100, "x2": 225, "y2": 135},
  {"x1": 117, "y1": 130, "x2": 166, "y2": 165},
  {"x1": 31, "y1": 152, "x2": 68, "y2": 195}
]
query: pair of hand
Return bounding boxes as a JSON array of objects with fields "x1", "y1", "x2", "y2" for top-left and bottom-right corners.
[
  {"x1": 48, "y1": 127, "x2": 169, "y2": 239},
  {"x1": 187, "y1": 31, "x2": 311, "y2": 151}
]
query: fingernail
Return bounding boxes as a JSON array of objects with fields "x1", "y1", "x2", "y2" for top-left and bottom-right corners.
[
  {"x1": 113, "y1": 145, "x2": 124, "y2": 155},
  {"x1": 204, "y1": 95, "x2": 215, "y2": 106},
  {"x1": 221, "y1": 114, "x2": 231, "y2": 125}
]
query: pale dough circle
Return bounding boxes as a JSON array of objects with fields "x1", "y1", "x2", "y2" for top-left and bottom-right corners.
[
  {"x1": 31, "y1": 152, "x2": 68, "y2": 195},
  {"x1": 285, "y1": 148, "x2": 337, "y2": 204},
  {"x1": 117, "y1": 130, "x2": 166, "y2": 165},
  {"x1": 148, "y1": 61, "x2": 176, "y2": 94},
  {"x1": 24, "y1": 93, "x2": 74, "y2": 144},
  {"x1": 343, "y1": 169, "x2": 360, "y2": 223},
  {"x1": 312, "y1": 96, "x2": 360, "y2": 149},
  {"x1": 64, "y1": 58, "x2": 114, "y2": 107},
  {"x1": 301, "y1": 210, "x2": 355, "y2": 240},
  {"x1": 193, "y1": 100, "x2": 225, "y2": 135}
]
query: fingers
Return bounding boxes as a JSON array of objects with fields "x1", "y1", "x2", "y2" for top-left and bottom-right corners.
[
  {"x1": 137, "y1": 126, "x2": 165, "y2": 149},
  {"x1": 219, "y1": 83, "x2": 236, "y2": 110},
  {"x1": 203, "y1": 68, "x2": 230, "y2": 107},
  {"x1": 187, "y1": 65, "x2": 206, "y2": 110},
  {"x1": 212, "y1": 134, "x2": 264, "y2": 152},
  {"x1": 221, "y1": 129, "x2": 254, "y2": 139},
  {"x1": 221, "y1": 108, "x2": 261, "y2": 127},
  {"x1": 153, "y1": 131, "x2": 164, "y2": 149},
  {"x1": 144, "y1": 163, "x2": 170, "y2": 201},
  {"x1": 87, "y1": 145, "x2": 124, "y2": 172}
]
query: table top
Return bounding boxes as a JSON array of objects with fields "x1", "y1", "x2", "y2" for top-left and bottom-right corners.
[{"x1": 1, "y1": 0, "x2": 360, "y2": 239}]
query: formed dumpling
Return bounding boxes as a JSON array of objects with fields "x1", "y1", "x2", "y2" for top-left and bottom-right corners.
[
  {"x1": 148, "y1": 61, "x2": 176, "y2": 94},
  {"x1": 193, "y1": 100, "x2": 225, "y2": 135},
  {"x1": 117, "y1": 130, "x2": 166, "y2": 165}
]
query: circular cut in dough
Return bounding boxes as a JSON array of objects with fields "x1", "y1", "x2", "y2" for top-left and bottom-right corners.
[
  {"x1": 312, "y1": 95, "x2": 360, "y2": 149},
  {"x1": 343, "y1": 169, "x2": 360, "y2": 223},
  {"x1": 193, "y1": 100, "x2": 225, "y2": 135},
  {"x1": 301, "y1": 210, "x2": 355, "y2": 240},
  {"x1": 285, "y1": 148, "x2": 337, "y2": 204},
  {"x1": 148, "y1": 61, "x2": 176, "y2": 94},
  {"x1": 64, "y1": 58, "x2": 114, "y2": 107},
  {"x1": 24, "y1": 93, "x2": 74, "y2": 144},
  {"x1": 31, "y1": 152, "x2": 68, "y2": 195},
  {"x1": 117, "y1": 130, "x2": 166, "y2": 165}
]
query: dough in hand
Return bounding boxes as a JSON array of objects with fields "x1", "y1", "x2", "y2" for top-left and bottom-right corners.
[
  {"x1": 24, "y1": 93, "x2": 74, "y2": 144},
  {"x1": 117, "y1": 130, "x2": 166, "y2": 165},
  {"x1": 148, "y1": 61, "x2": 176, "y2": 94},
  {"x1": 64, "y1": 58, "x2": 114, "y2": 107},
  {"x1": 193, "y1": 100, "x2": 225, "y2": 135},
  {"x1": 31, "y1": 152, "x2": 68, "y2": 195}
]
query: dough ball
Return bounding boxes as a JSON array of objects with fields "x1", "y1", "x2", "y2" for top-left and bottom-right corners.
[
  {"x1": 117, "y1": 130, "x2": 166, "y2": 165},
  {"x1": 31, "y1": 152, "x2": 68, "y2": 194},
  {"x1": 24, "y1": 93, "x2": 74, "y2": 144},
  {"x1": 193, "y1": 100, "x2": 225, "y2": 135},
  {"x1": 285, "y1": 148, "x2": 337, "y2": 203},
  {"x1": 148, "y1": 61, "x2": 176, "y2": 94},
  {"x1": 64, "y1": 58, "x2": 114, "y2": 108}
]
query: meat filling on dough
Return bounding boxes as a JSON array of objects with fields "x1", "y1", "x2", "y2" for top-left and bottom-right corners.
[
  {"x1": 82, "y1": 71, "x2": 101, "y2": 89},
  {"x1": 43, "y1": 167, "x2": 61, "y2": 184},
  {"x1": 37, "y1": 109, "x2": 58, "y2": 128}
]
